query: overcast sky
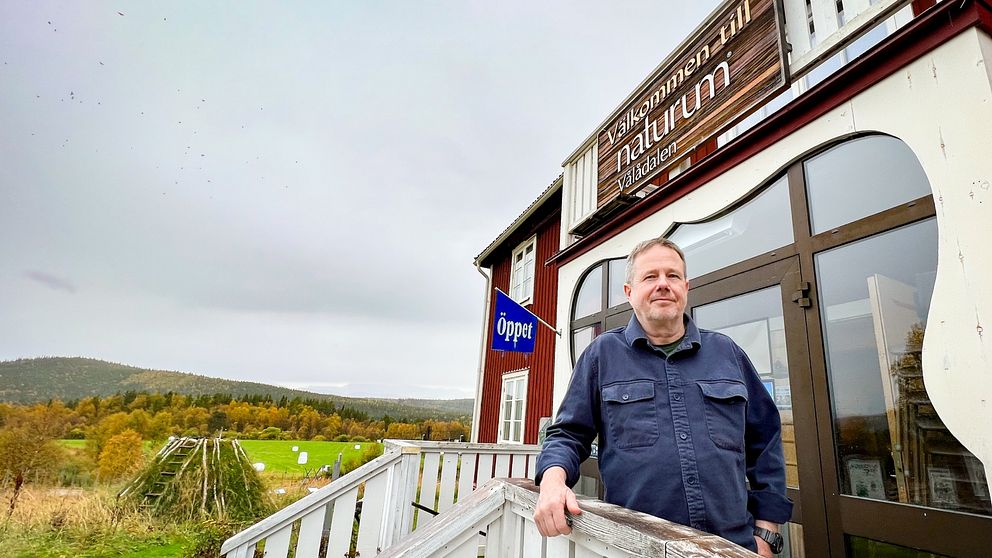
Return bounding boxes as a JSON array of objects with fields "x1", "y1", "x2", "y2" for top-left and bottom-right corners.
[{"x1": 0, "y1": 1, "x2": 720, "y2": 399}]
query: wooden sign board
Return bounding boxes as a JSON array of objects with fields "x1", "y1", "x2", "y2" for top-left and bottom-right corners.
[{"x1": 596, "y1": 0, "x2": 789, "y2": 205}]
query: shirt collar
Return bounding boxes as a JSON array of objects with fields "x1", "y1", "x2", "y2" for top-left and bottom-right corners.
[{"x1": 624, "y1": 313, "x2": 702, "y2": 354}]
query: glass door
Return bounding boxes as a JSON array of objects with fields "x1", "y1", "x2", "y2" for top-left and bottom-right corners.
[{"x1": 689, "y1": 256, "x2": 828, "y2": 556}]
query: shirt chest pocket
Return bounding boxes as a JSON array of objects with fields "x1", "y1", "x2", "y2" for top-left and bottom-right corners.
[
  {"x1": 602, "y1": 381, "x2": 659, "y2": 449},
  {"x1": 698, "y1": 381, "x2": 748, "y2": 452}
]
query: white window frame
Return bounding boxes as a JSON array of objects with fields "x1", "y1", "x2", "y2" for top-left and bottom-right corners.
[
  {"x1": 498, "y1": 369, "x2": 529, "y2": 445},
  {"x1": 510, "y1": 236, "x2": 537, "y2": 305},
  {"x1": 563, "y1": 142, "x2": 598, "y2": 245}
]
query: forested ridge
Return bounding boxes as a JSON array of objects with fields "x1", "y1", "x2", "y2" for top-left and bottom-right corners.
[{"x1": 0, "y1": 357, "x2": 472, "y2": 420}]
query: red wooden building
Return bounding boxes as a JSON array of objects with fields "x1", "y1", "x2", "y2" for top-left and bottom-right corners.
[{"x1": 471, "y1": 177, "x2": 561, "y2": 445}]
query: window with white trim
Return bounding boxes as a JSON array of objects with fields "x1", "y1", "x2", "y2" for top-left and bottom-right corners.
[
  {"x1": 498, "y1": 370, "x2": 528, "y2": 444},
  {"x1": 563, "y1": 143, "x2": 598, "y2": 246},
  {"x1": 510, "y1": 236, "x2": 536, "y2": 304}
]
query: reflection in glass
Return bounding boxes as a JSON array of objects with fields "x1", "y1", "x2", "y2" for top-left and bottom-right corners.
[
  {"x1": 805, "y1": 136, "x2": 931, "y2": 234},
  {"x1": 816, "y1": 219, "x2": 990, "y2": 515},
  {"x1": 694, "y1": 286, "x2": 798, "y2": 488},
  {"x1": 608, "y1": 259, "x2": 627, "y2": 309},
  {"x1": 847, "y1": 535, "x2": 951, "y2": 558},
  {"x1": 572, "y1": 324, "x2": 603, "y2": 363},
  {"x1": 669, "y1": 176, "x2": 792, "y2": 279},
  {"x1": 573, "y1": 264, "x2": 602, "y2": 319},
  {"x1": 778, "y1": 522, "x2": 803, "y2": 558}
]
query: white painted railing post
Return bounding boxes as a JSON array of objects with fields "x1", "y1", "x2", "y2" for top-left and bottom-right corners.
[{"x1": 386, "y1": 442, "x2": 422, "y2": 545}]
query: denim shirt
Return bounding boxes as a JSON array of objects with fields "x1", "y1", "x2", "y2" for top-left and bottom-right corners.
[{"x1": 536, "y1": 315, "x2": 793, "y2": 551}]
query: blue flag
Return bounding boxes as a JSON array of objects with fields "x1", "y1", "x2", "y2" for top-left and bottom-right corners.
[{"x1": 491, "y1": 290, "x2": 538, "y2": 353}]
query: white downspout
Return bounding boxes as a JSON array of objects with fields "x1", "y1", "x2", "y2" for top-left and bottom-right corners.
[{"x1": 471, "y1": 261, "x2": 492, "y2": 443}]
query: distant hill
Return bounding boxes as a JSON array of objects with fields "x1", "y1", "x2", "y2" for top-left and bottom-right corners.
[{"x1": 0, "y1": 357, "x2": 473, "y2": 420}]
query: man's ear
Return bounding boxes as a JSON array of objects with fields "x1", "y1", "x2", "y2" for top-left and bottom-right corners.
[{"x1": 623, "y1": 283, "x2": 632, "y2": 300}]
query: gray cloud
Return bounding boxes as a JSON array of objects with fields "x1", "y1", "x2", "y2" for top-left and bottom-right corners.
[
  {"x1": 0, "y1": 1, "x2": 719, "y2": 397},
  {"x1": 23, "y1": 270, "x2": 76, "y2": 293}
]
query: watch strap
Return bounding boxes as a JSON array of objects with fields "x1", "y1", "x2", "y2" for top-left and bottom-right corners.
[{"x1": 753, "y1": 526, "x2": 784, "y2": 554}]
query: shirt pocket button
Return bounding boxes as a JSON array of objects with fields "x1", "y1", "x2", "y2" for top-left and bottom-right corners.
[{"x1": 622, "y1": 394, "x2": 629, "y2": 401}]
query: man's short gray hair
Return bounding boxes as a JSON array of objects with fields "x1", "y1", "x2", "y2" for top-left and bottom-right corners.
[{"x1": 625, "y1": 237, "x2": 687, "y2": 284}]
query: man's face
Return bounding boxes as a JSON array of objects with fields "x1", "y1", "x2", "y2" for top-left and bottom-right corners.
[{"x1": 623, "y1": 245, "x2": 688, "y2": 331}]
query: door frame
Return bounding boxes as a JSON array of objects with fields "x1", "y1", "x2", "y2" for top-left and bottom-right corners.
[{"x1": 688, "y1": 255, "x2": 832, "y2": 555}]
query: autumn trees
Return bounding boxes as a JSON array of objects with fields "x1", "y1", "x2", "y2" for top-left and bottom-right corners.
[{"x1": 0, "y1": 393, "x2": 471, "y2": 445}]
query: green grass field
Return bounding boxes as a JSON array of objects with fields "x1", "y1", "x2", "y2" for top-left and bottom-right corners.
[
  {"x1": 238, "y1": 440, "x2": 381, "y2": 474},
  {"x1": 57, "y1": 438, "x2": 382, "y2": 476}
]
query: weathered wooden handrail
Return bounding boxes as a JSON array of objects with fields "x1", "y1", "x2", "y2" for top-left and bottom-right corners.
[
  {"x1": 380, "y1": 478, "x2": 761, "y2": 558},
  {"x1": 221, "y1": 440, "x2": 542, "y2": 558},
  {"x1": 220, "y1": 448, "x2": 407, "y2": 557}
]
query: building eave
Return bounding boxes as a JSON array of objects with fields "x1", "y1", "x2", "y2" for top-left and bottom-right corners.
[{"x1": 474, "y1": 175, "x2": 563, "y2": 268}]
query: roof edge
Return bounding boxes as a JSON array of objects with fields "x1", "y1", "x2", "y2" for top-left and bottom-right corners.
[{"x1": 474, "y1": 175, "x2": 563, "y2": 266}]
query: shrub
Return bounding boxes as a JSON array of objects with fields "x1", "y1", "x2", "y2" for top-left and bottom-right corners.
[
  {"x1": 97, "y1": 429, "x2": 144, "y2": 481},
  {"x1": 58, "y1": 457, "x2": 95, "y2": 487},
  {"x1": 257, "y1": 427, "x2": 282, "y2": 440},
  {"x1": 183, "y1": 521, "x2": 240, "y2": 558},
  {"x1": 333, "y1": 434, "x2": 350, "y2": 442}
]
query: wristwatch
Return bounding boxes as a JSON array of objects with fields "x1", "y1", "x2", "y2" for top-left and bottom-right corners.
[{"x1": 754, "y1": 526, "x2": 784, "y2": 554}]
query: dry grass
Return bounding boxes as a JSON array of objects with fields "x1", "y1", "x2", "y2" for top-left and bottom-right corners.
[
  {"x1": 0, "y1": 485, "x2": 190, "y2": 557},
  {"x1": 3, "y1": 486, "x2": 125, "y2": 531}
]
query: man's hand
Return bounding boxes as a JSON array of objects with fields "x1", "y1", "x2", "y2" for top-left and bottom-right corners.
[
  {"x1": 534, "y1": 466, "x2": 582, "y2": 537},
  {"x1": 753, "y1": 520, "x2": 780, "y2": 558}
]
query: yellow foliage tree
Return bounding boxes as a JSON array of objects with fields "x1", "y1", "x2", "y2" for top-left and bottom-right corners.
[
  {"x1": 385, "y1": 422, "x2": 420, "y2": 440},
  {"x1": 98, "y1": 429, "x2": 145, "y2": 482}
]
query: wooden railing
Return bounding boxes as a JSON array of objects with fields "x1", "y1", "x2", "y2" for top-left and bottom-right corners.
[
  {"x1": 379, "y1": 478, "x2": 760, "y2": 558},
  {"x1": 220, "y1": 440, "x2": 541, "y2": 558}
]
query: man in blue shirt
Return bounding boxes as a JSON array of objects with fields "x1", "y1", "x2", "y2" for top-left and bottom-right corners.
[{"x1": 534, "y1": 238, "x2": 792, "y2": 556}]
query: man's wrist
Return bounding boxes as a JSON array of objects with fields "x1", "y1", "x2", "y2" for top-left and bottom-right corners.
[
  {"x1": 542, "y1": 466, "x2": 568, "y2": 485},
  {"x1": 754, "y1": 519, "x2": 779, "y2": 533}
]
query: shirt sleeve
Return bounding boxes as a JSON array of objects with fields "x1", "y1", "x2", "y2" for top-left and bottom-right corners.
[
  {"x1": 737, "y1": 343, "x2": 794, "y2": 524},
  {"x1": 534, "y1": 346, "x2": 599, "y2": 488}
]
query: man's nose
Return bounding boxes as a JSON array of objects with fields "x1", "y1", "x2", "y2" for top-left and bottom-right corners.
[{"x1": 653, "y1": 277, "x2": 671, "y2": 290}]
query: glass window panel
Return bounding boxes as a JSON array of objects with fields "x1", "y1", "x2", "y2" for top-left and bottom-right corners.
[
  {"x1": 608, "y1": 259, "x2": 628, "y2": 308},
  {"x1": 668, "y1": 176, "x2": 792, "y2": 278},
  {"x1": 512, "y1": 420, "x2": 522, "y2": 443},
  {"x1": 804, "y1": 50, "x2": 844, "y2": 90},
  {"x1": 514, "y1": 378, "x2": 525, "y2": 400},
  {"x1": 573, "y1": 264, "x2": 603, "y2": 319},
  {"x1": 514, "y1": 398, "x2": 524, "y2": 419},
  {"x1": 694, "y1": 286, "x2": 798, "y2": 488},
  {"x1": 571, "y1": 324, "x2": 603, "y2": 364},
  {"x1": 845, "y1": 23, "x2": 888, "y2": 61},
  {"x1": 816, "y1": 219, "x2": 990, "y2": 515},
  {"x1": 846, "y1": 535, "x2": 951, "y2": 558},
  {"x1": 778, "y1": 522, "x2": 802, "y2": 558},
  {"x1": 502, "y1": 420, "x2": 511, "y2": 441},
  {"x1": 805, "y1": 136, "x2": 931, "y2": 234}
]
